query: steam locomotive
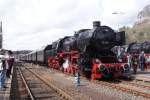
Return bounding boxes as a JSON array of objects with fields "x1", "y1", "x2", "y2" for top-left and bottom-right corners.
[
  {"x1": 127, "y1": 42, "x2": 150, "y2": 69},
  {"x1": 127, "y1": 42, "x2": 150, "y2": 54},
  {"x1": 112, "y1": 41, "x2": 150, "y2": 69},
  {"x1": 20, "y1": 21, "x2": 130, "y2": 80}
]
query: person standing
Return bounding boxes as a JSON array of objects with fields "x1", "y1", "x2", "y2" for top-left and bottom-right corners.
[
  {"x1": 117, "y1": 46, "x2": 122, "y2": 62},
  {"x1": 75, "y1": 71, "x2": 80, "y2": 87},
  {"x1": 0, "y1": 53, "x2": 6, "y2": 90},
  {"x1": 127, "y1": 54, "x2": 132, "y2": 69},
  {"x1": 6, "y1": 51, "x2": 14, "y2": 78},
  {"x1": 132, "y1": 55, "x2": 138, "y2": 74},
  {"x1": 5, "y1": 51, "x2": 11, "y2": 78},
  {"x1": 139, "y1": 51, "x2": 145, "y2": 71},
  {"x1": 75, "y1": 59, "x2": 81, "y2": 87}
]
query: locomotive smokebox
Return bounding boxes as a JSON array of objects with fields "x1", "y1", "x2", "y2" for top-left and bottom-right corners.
[{"x1": 93, "y1": 21, "x2": 101, "y2": 29}]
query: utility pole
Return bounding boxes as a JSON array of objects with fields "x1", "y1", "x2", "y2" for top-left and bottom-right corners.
[{"x1": 0, "y1": 21, "x2": 2, "y2": 49}]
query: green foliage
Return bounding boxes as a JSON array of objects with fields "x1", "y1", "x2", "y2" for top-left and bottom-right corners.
[{"x1": 119, "y1": 25, "x2": 150, "y2": 44}]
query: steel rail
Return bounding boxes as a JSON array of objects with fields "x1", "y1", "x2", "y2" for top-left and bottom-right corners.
[
  {"x1": 93, "y1": 80, "x2": 150, "y2": 98},
  {"x1": 18, "y1": 67, "x2": 35, "y2": 100},
  {"x1": 23, "y1": 66, "x2": 75, "y2": 100},
  {"x1": 121, "y1": 80, "x2": 150, "y2": 89}
]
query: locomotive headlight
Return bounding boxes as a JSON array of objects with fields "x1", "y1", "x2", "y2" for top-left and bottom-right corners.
[
  {"x1": 123, "y1": 64, "x2": 130, "y2": 72},
  {"x1": 99, "y1": 65, "x2": 106, "y2": 72}
]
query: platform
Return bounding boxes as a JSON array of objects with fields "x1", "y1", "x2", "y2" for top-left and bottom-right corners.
[
  {"x1": 0, "y1": 64, "x2": 14, "y2": 100},
  {"x1": 0, "y1": 75, "x2": 12, "y2": 100},
  {"x1": 132, "y1": 69, "x2": 150, "y2": 82}
]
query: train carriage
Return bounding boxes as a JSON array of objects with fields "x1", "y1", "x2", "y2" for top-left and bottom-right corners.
[
  {"x1": 37, "y1": 45, "x2": 52, "y2": 64},
  {"x1": 31, "y1": 51, "x2": 37, "y2": 63},
  {"x1": 28, "y1": 53, "x2": 32, "y2": 62}
]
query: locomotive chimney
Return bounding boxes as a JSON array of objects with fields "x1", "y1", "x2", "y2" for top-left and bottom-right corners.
[{"x1": 93, "y1": 21, "x2": 101, "y2": 29}]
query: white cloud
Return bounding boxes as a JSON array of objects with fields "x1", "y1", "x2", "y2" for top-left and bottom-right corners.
[{"x1": 0, "y1": 0, "x2": 149, "y2": 50}]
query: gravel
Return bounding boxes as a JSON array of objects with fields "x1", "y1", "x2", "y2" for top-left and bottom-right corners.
[{"x1": 24, "y1": 63, "x2": 150, "y2": 100}]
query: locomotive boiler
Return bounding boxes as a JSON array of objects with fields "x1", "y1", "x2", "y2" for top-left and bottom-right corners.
[{"x1": 75, "y1": 21, "x2": 125, "y2": 54}]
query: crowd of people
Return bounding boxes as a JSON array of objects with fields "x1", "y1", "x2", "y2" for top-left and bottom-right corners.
[
  {"x1": 116, "y1": 46, "x2": 150, "y2": 74},
  {"x1": 0, "y1": 50, "x2": 14, "y2": 90},
  {"x1": 124, "y1": 51, "x2": 148, "y2": 74}
]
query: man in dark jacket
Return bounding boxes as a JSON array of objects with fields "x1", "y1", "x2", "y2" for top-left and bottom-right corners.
[
  {"x1": 5, "y1": 51, "x2": 14, "y2": 78},
  {"x1": 132, "y1": 55, "x2": 138, "y2": 74},
  {"x1": 139, "y1": 51, "x2": 145, "y2": 71}
]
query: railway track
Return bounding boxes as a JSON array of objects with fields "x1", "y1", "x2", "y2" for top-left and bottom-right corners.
[
  {"x1": 47, "y1": 65, "x2": 150, "y2": 98},
  {"x1": 18, "y1": 65, "x2": 74, "y2": 100},
  {"x1": 39, "y1": 65, "x2": 150, "y2": 99},
  {"x1": 93, "y1": 80, "x2": 150, "y2": 98},
  {"x1": 121, "y1": 80, "x2": 150, "y2": 89},
  {"x1": 42, "y1": 65, "x2": 150, "y2": 98},
  {"x1": 23, "y1": 63, "x2": 150, "y2": 99}
]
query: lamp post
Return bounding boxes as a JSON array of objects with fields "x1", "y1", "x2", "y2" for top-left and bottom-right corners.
[
  {"x1": 112, "y1": 12, "x2": 125, "y2": 15},
  {"x1": 112, "y1": 12, "x2": 125, "y2": 30}
]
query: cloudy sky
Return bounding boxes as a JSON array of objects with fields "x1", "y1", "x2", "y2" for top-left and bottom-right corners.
[{"x1": 0, "y1": 0, "x2": 150, "y2": 50}]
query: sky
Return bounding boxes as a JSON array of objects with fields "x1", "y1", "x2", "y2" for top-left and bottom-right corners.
[{"x1": 0, "y1": 0, "x2": 150, "y2": 50}]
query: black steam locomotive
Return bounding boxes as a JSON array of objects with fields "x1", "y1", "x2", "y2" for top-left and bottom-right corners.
[
  {"x1": 20, "y1": 21, "x2": 130, "y2": 79},
  {"x1": 127, "y1": 42, "x2": 150, "y2": 54}
]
